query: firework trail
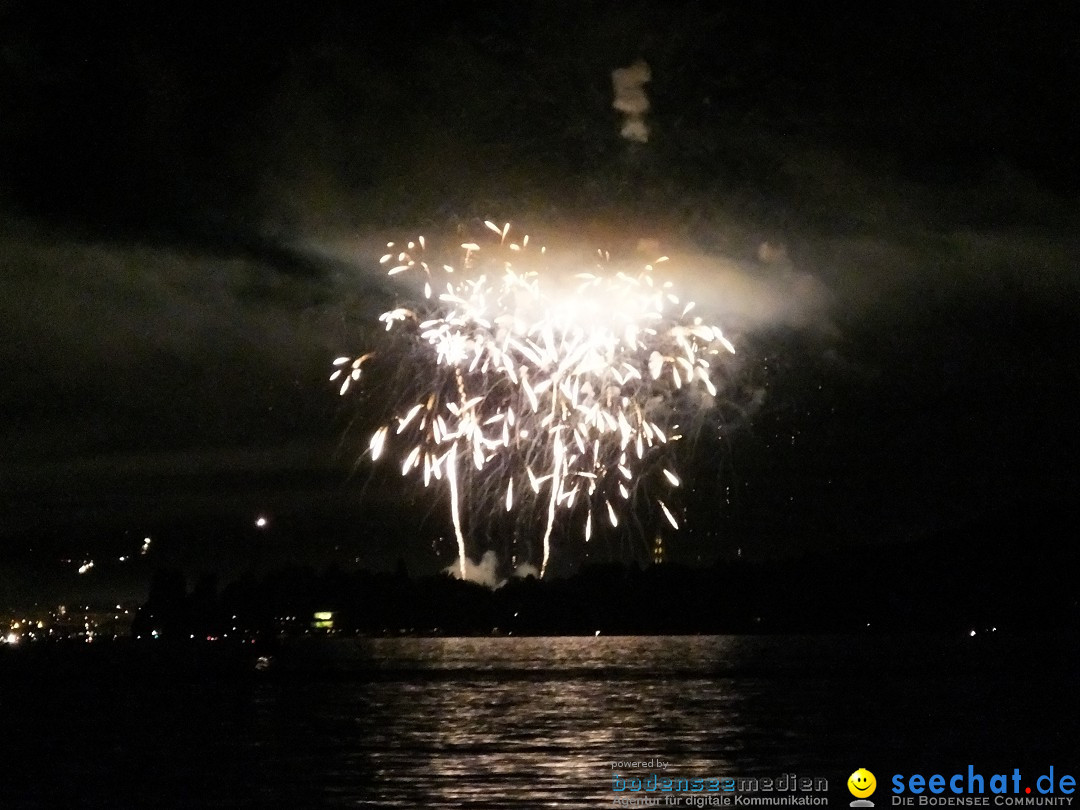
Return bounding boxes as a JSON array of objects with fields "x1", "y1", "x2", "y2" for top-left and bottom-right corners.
[{"x1": 333, "y1": 223, "x2": 735, "y2": 579}]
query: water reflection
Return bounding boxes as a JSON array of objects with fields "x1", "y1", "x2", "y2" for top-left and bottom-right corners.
[
  {"x1": 3, "y1": 634, "x2": 1075, "y2": 808},
  {"x1": 257, "y1": 636, "x2": 827, "y2": 807}
]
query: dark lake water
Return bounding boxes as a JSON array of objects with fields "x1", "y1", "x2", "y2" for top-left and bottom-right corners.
[{"x1": 1, "y1": 634, "x2": 1077, "y2": 808}]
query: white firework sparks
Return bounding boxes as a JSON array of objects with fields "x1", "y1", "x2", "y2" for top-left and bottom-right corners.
[{"x1": 334, "y1": 223, "x2": 735, "y2": 579}]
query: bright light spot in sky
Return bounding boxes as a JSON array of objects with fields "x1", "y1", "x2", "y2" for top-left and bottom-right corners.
[{"x1": 255, "y1": 516, "x2": 268, "y2": 528}]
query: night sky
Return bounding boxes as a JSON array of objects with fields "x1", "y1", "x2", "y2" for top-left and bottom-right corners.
[{"x1": 1, "y1": 2, "x2": 1078, "y2": 603}]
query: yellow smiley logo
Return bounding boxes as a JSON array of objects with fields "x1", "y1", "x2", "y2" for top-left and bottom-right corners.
[{"x1": 848, "y1": 768, "x2": 877, "y2": 798}]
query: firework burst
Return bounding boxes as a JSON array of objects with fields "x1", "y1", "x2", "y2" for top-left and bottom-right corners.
[{"x1": 333, "y1": 222, "x2": 736, "y2": 579}]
